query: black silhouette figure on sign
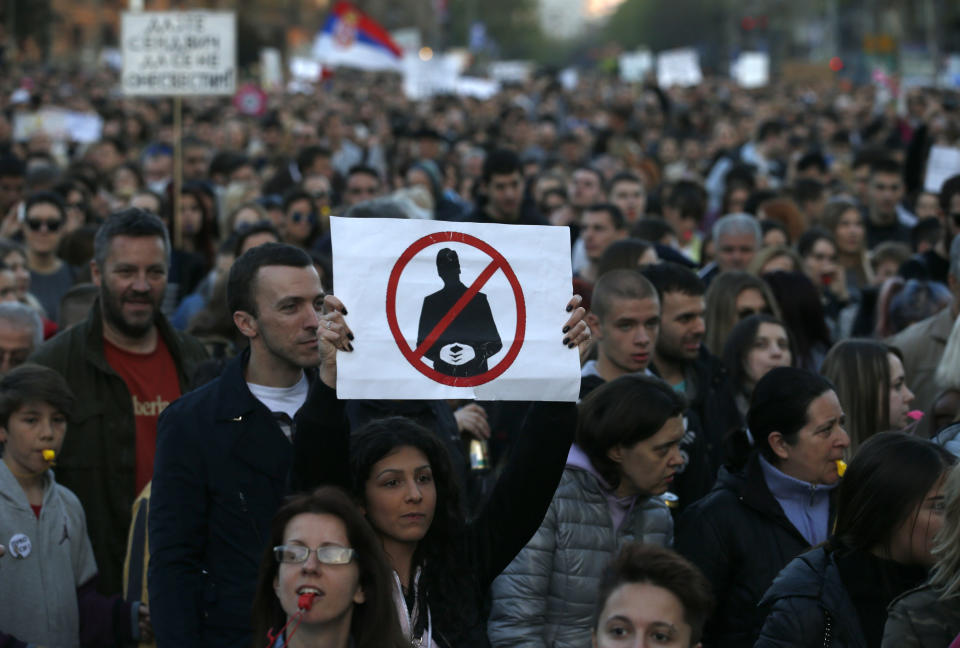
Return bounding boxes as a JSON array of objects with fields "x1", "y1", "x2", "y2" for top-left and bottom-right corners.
[{"x1": 417, "y1": 248, "x2": 503, "y2": 377}]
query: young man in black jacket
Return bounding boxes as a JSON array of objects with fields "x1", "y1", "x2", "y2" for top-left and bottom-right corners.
[{"x1": 642, "y1": 262, "x2": 741, "y2": 509}]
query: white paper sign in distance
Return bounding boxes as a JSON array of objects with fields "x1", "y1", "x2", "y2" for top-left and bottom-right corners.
[
  {"x1": 656, "y1": 48, "x2": 702, "y2": 88},
  {"x1": 331, "y1": 217, "x2": 580, "y2": 402},
  {"x1": 121, "y1": 11, "x2": 236, "y2": 96},
  {"x1": 619, "y1": 50, "x2": 653, "y2": 82},
  {"x1": 924, "y1": 146, "x2": 960, "y2": 193},
  {"x1": 732, "y1": 52, "x2": 769, "y2": 88}
]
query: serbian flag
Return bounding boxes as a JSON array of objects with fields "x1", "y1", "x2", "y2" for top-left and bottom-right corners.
[{"x1": 313, "y1": 2, "x2": 403, "y2": 72}]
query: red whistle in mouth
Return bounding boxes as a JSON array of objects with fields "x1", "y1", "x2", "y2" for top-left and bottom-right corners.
[{"x1": 298, "y1": 592, "x2": 317, "y2": 611}]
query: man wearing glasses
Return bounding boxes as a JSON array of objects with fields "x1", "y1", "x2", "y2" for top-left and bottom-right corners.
[{"x1": 22, "y1": 191, "x2": 76, "y2": 322}]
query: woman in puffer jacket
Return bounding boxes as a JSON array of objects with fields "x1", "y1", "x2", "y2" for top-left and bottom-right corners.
[
  {"x1": 882, "y1": 461, "x2": 960, "y2": 647},
  {"x1": 756, "y1": 433, "x2": 955, "y2": 648},
  {"x1": 487, "y1": 374, "x2": 680, "y2": 648}
]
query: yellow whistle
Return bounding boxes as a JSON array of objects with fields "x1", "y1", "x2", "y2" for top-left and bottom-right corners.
[
  {"x1": 836, "y1": 459, "x2": 847, "y2": 477},
  {"x1": 42, "y1": 449, "x2": 55, "y2": 463}
]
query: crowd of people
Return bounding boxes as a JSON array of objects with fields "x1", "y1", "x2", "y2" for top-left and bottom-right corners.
[{"x1": 1, "y1": 59, "x2": 960, "y2": 647}]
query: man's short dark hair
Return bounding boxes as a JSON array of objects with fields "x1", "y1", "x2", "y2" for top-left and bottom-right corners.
[
  {"x1": 577, "y1": 374, "x2": 684, "y2": 490},
  {"x1": 296, "y1": 145, "x2": 332, "y2": 174},
  {"x1": 594, "y1": 543, "x2": 714, "y2": 645},
  {"x1": 796, "y1": 151, "x2": 828, "y2": 175},
  {"x1": 346, "y1": 164, "x2": 381, "y2": 184},
  {"x1": 0, "y1": 364, "x2": 76, "y2": 430},
  {"x1": 749, "y1": 367, "x2": 835, "y2": 463},
  {"x1": 209, "y1": 151, "x2": 250, "y2": 179},
  {"x1": 757, "y1": 120, "x2": 785, "y2": 141},
  {"x1": 234, "y1": 222, "x2": 281, "y2": 257},
  {"x1": 870, "y1": 157, "x2": 903, "y2": 178},
  {"x1": 585, "y1": 203, "x2": 626, "y2": 231},
  {"x1": 227, "y1": 242, "x2": 312, "y2": 316},
  {"x1": 663, "y1": 180, "x2": 706, "y2": 222},
  {"x1": 631, "y1": 218, "x2": 675, "y2": 243},
  {"x1": 608, "y1": 171, "x2": 644, "y2": 194},
  {"x1": 852, "y1": 148, "x2": 885, "y2": 171},
  {"x1": 939, "y1": 174, "x2": 960, "y2": 214},
  {"x1": 93, "y1": 207, "x2": 170, "y2": 269},
  {"x1": 482, "y1": 149, "x2": 522, "y2": 184},
  {"x1": 641, "y1": 262, "x2": 705, "y2": 300},
  {"x1": 575, "y1": 166, "x2": 606, "y2": 193},
  {"x1": 592, "y1": 269, "x2": 657, "y2": 322},
  {"x1": 24, "y1": 191, "x2": 66, "y2": 221}
]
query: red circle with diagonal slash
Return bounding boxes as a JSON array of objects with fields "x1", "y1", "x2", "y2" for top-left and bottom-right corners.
[{"x1": 386, "y1": 232, "x2": 525, "y2": 387}]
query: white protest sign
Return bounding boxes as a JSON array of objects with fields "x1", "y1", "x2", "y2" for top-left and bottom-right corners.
[
  {"x1": 331, "y1": 217, "x2": 580, "y2": 401},
  {"x1": 290, "y1": 57, "x2": 323, "y2": 82},
  {"x1": 732, "y1": 51, "x2": 769, "y2": 88},
  {"x1": 924, "y1": 146, "x2": 960, "y2": 193},
  {"x1": 13, "y1": 109, "x2": 103, "y2": 143},
  {"x1": 656, "y1": 48, "x2": 702, "y2": 87},
  {"x1": 619, "y1": 50, "x2": 653, "y2": 82},
  {"x1": 260, "y1": 48, "x2": 283, "y2": 90},
  {"x1": 455, "y1": 76, "x2": 501, "y2": 100},
  {"x1": 489, "y1": 60, "x2": 534, "y2": 84},
  {"x1": 121, "y1": 11, "x2": 236, "y2": 96}
]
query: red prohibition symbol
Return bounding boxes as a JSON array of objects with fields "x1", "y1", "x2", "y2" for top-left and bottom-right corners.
[{"x1": 385, "y1": 231, "x2": 526, "y2": 387}]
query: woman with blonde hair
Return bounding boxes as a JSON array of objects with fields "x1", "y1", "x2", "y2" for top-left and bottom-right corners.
[
  {"x1": 747, "y1": 245, "x2": 804, "y2": 277},
  {"x1": 882, "y1": 463, "x2": 960, "y2": 646},
  {"x1": 704, "y1": 271, "x2": 780, "y2": 356}
]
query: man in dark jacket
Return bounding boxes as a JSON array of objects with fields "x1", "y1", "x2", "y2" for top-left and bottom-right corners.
[
  {"x1": 642, "y1": 262, "x2": 740, "y2": 507},
  {"x1": 148, "y1": 243, "x2": 352, "y2": 647},
  {"x1": 676, "y1": 367, "x2": 849, "y2": 647},
  {"x1": 30, "y1": 208, "x2": 209, "y2": 595}
]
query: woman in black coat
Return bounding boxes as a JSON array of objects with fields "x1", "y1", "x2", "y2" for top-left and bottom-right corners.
[
  {"x1": 292, "y1": 297, "x2": 588, "y2": 647},
  {"x1": 756, "y1": 433, "x2": 955, "y2": 648}
]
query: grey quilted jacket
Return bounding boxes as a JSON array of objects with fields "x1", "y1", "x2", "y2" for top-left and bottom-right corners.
[{"x1": 486, "y1": 465, "x2": 674, "y2": 648}]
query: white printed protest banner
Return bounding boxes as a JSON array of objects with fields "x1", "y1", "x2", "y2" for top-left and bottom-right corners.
[
  {"x1": 331, "y1": 217, "x2": 580, "y2": 401},
  {"x1": 657, "y1": 48, "x2": 702, "y2": 88},
  {"x1": 122, "y1": 11, "x2": 236, "y2": 96},
  {"x1": 925, "y1": 146, "x2": 960, "y2": 194}
]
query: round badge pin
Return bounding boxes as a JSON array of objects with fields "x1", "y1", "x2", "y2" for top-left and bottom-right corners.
[{"x1": 8, "y1": 533, "x2": 31, "y2": 559}]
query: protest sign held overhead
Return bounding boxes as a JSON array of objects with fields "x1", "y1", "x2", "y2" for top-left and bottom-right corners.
[
  {"x1": 331, "y1": 217, "x2": 581, "y2": 401},
  {"x1": 121, "y1": 11, "x2": 236, "y2": 96}
]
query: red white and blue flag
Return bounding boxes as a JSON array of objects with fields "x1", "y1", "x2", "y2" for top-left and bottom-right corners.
[{"x1": 312, "y1": 2, "x2": 404, "y2": 72}]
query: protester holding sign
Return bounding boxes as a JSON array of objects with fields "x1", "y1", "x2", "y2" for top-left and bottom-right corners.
[{"x1": 291, "y1": 295, "x2": 589, "y2": 648}]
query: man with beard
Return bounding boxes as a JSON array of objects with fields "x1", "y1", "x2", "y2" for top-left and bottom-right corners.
[
  {"x1": 29, "y1": 208, "x2": 208, "y2": 596},
  {"x1": 641, "y1": 262, "x2": 742, "y2": 510}
]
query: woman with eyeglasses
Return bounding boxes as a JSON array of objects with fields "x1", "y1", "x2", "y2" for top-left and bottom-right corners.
[
  {"x1": 703, "y1": 270, "x2": 780, "y2": 356},
  {"x1": 251, "y1": 487, "x2": 408, "y2": 648},
  {"x1": 756, "y1": 433, "x2": 955, "y2": 648}
]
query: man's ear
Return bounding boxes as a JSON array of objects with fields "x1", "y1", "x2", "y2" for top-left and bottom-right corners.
[
  {"x1": 90, "y1": 260, "x2": 101, "y2": 288},
  {"x1": 586, "y1": 312, "x2": 603, "y2": 339},
  {"x1": 0, "y1": 425, "x2": 7, "y2": 445},
  {"x1": 767, "y1": 431, "x2": 790, "y2": 461},
  {"x1": 233, "y1": 311, "x2": 258, "y2": 339}
]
